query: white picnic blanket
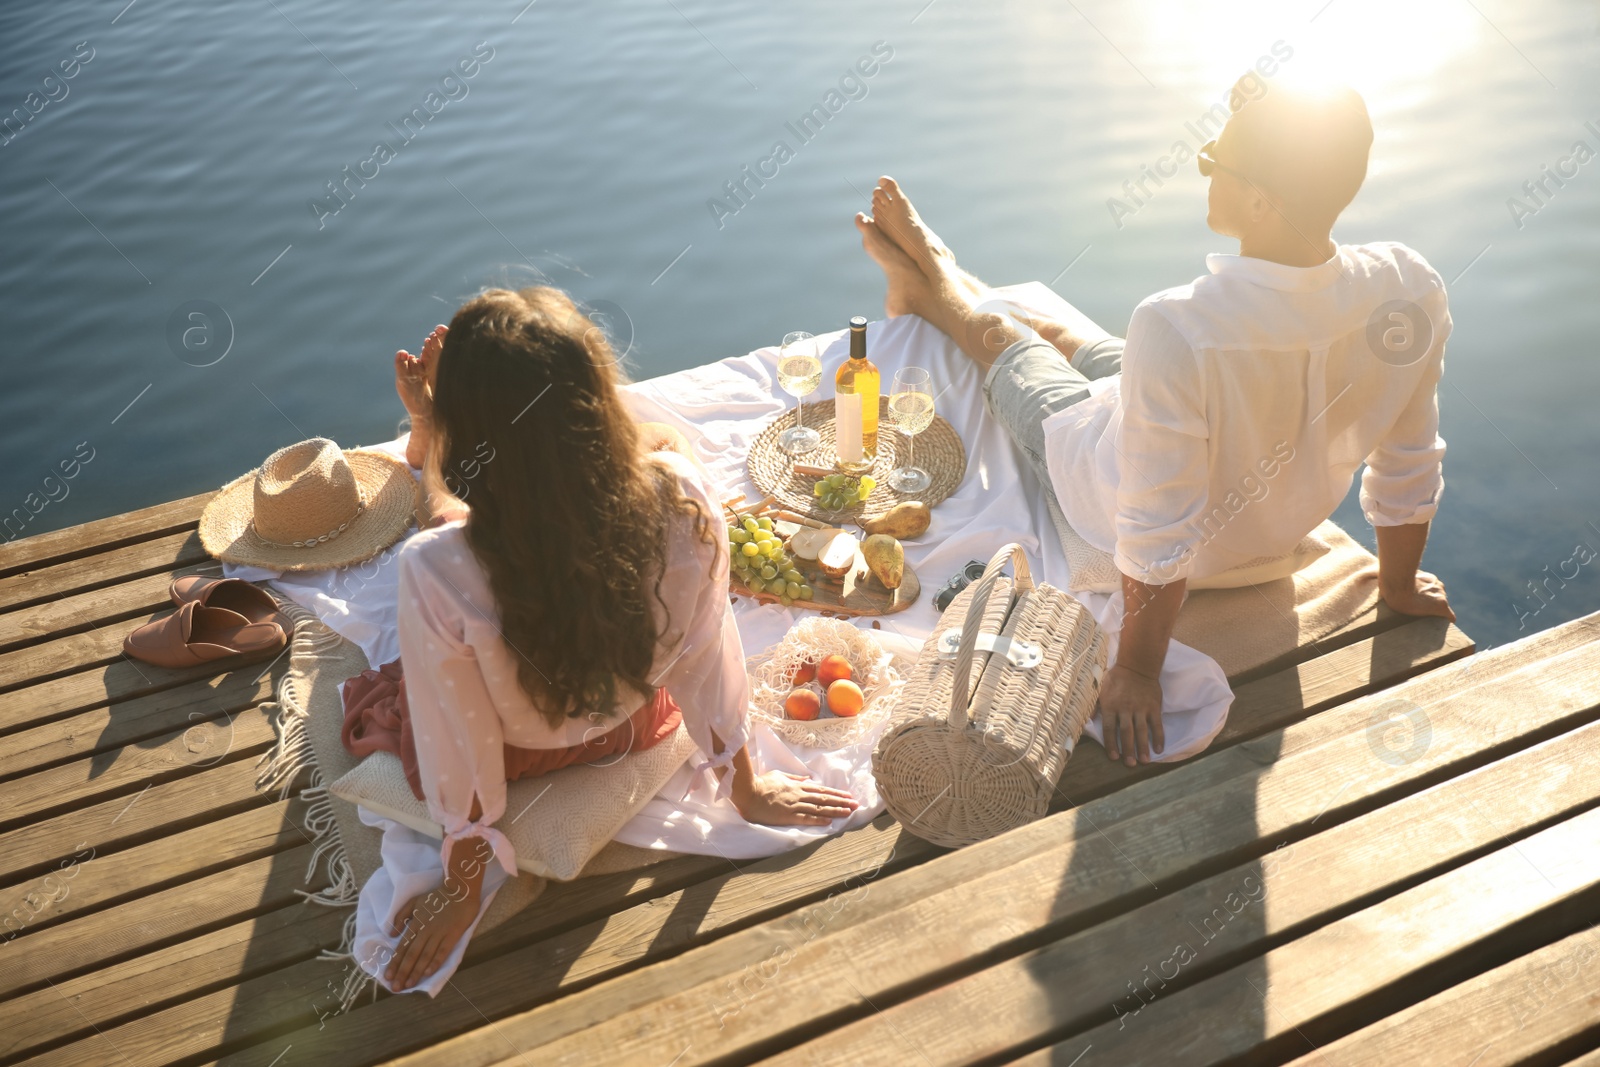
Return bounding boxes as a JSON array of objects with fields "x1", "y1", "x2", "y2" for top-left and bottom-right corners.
[{"x1": 226, "y1": 284, "x2": 1232, "y2": 992}]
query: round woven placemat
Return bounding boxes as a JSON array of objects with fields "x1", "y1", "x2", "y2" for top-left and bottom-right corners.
[{"x1": 747, "y1": 397, "x2": 967, "y2": 521}]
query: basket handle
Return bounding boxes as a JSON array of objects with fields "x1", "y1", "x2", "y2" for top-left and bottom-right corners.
[{"x1": 949, "y1": 543, "x2": 1033, "y2": 728}]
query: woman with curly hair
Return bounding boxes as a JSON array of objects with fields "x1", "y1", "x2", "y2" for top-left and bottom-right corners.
[{"x1": 380, "y1": 287, "x2": 857, "y2": 989}]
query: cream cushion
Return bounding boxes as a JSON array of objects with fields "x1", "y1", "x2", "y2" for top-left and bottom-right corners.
[{"x1": 329, "y1": 725, "x2": 696, "y2": 880}]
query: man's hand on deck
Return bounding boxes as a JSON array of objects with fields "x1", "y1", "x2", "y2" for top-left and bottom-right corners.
[
  {"x1": 1105, "y1": 573, "x2": 1183, "y2": 767},
  {"x1": 1375, "y1": 521, "x2": 1454, "y2": 621},
  {"x1": 1098, "y1": 664, "x2": 1165, "y2": 767},
  {"x1": 1380, "y1": 570, "x2": 1456, "y2": 621}
]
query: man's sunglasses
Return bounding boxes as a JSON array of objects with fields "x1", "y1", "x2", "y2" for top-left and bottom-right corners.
[{"x1": 1197, "y1": 140, "x2": 1248, "y2": 181}]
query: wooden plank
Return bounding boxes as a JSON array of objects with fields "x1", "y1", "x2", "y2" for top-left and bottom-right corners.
[
  {"x1": 0, "y1": 904, "x2": 346, "y2": 1064},
  {"x1": 759, "y1": 715, "x2": 1600, "y2": 1066},
  {"x1": 151, "y1": 585, "x2": 1456, "y2": 1063},
  {"x1": 1278, "y1": 928, "x2": 1600, "y2": 1067},
  {"x1": 1563, "y1": 1050, "x2": 1600, "y2": 1066},
  {"x1": 75, "y1": 627, "x2": 1484, "y2": 1067},
  {"x1": 0, "y1": 529, "x2": 212, "y2": 616},
  {"x1": 0, "y1": 666, "x2": 275, "y2": 782},
  {"x1": 27, "y1": 953, "x2": 357, "y2": 1067},
  {"x1": 0, "y1": 491, "x2": 210, "y2": 578},
  {"x1": 0, "y1": 705, "x2": 275, "y2": 834},
  {"x1": 1054, "y1": 616, "x2": 1472, "y2": 809},
  {"x1": 1053, "y1": 612, "x2": 1592, "y2": 835},
  {"x1": 0, "y1": 841, "x2": 328, "y2": 998},
  {"x1": 380, "y1": 619, "x2": 1600, "y2": 1067},
  {"x1": 4, "y1": 579, "x2": 1443, "y2": 1053},
  {"x1": 17, "y1": 824, "x2": 917, "y2": 1067},
  {"x1": 464, "y1": 819, "x2": 919, "y2": 969},
  {"x1": 0, "y1": 611, "x2": 178, "y2": 695},
  {"x1": 0, "y1": 798, "x2": 310, "y2": 937},
  {"x1": 225, "y1": 614, "x2": 1570, "y2": 1067},
  {"x1": 190, "y1": 820, "x2": 930, "y2": 1067},
  {"x1": 1010, "y1": 805, "x2": 1600, "y2": 1066},
  {"x1": 23, "y1": 835, "x2": 875, "y2": 1067},
  {"x1": 0, "y1": 608, "x2": 289, "y2": 700},
  {"x1": 0, "y1": 556, "x2": 220, "y2": 653},
  {"x1": 0, "y1": 758, "x2": 279, "y2": 888},
  {"x1": 0, "y1": 652, "x2": 282, "y2": 739},
  {"x1": 1215, "y1": 598, "x2": 1410, "y2": 688}
]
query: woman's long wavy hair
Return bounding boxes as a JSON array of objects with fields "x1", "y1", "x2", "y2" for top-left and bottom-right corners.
[{"x1": 426, "y1": 287, "x2": 710, "y2": 729}]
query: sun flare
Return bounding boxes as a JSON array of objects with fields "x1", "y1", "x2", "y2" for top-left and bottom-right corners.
[{"x1": 1130, "y1": 0, "x2": 1483, "y2": 114}]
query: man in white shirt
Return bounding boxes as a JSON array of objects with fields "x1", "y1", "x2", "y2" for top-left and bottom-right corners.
[{"x1": 854, "y1": 80, "x2": 1455, "y2": 768}]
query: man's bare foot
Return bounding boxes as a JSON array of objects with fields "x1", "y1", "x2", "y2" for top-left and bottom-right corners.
[
  {"x1": 855, "y1": 212, "x2": 933, "y2": 319},
  {"x1": 871, "y1": 176, "x2": 953, "y2": 268},
  {"x1": 870, "y1": 176, "x2": 997, "y2": 308}
]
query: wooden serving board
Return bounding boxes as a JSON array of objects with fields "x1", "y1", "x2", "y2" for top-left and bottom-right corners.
[{"x1": 731, "y1": 523, "x2": 920, "y2": 617}]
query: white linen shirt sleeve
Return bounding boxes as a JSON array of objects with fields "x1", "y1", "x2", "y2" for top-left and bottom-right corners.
[
  {"x1": 396, "y1": 543, "x2": 518, "y2": 878},
  {"x1": 1360, "y1": 292, "x2": 1450, "y2": 526},
  {"x1": 650, "y1": 456, "x2": 750, "y2": 796},
  {"x1": 1113, "y1": 303, "x2": 1212, "y2": 586}
]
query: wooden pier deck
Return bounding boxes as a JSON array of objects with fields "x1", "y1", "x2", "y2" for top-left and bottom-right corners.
[{"x1": 5, "y1": 493, "x2": 1599, "y2": 1066}]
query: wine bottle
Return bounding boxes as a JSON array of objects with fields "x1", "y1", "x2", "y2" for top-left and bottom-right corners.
[{"x1": 833, "y1": 316, "x2": 880, "y2": 473}]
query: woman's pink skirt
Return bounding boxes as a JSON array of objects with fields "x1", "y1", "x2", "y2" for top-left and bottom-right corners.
[{"x1": 340, "y1": 659, "x2": 684, "y2": 801}]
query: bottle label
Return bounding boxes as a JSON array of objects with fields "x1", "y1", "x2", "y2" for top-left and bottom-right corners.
[{"x1": 835, "y1": 391, "x2": 864, "y2": 465}]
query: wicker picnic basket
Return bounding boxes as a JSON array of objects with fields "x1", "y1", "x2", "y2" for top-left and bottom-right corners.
[{"x1": 872, "y1": 543, "x2": 1108, "y2": 848}]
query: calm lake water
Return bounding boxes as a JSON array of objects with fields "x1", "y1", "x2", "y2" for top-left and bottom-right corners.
[{"x1": 3, "y1": 0, "x2": 1596, "y2": 650}]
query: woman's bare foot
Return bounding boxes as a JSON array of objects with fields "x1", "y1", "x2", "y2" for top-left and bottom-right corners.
[
  {"x1": 397, "y1": 325, "x2": 448, "y2": 469},
  {"x1": 855, "y1": 212, "x2": 934, "y2": 319},
  {"x1": 636, "y1": 420, "x2": 692, "y2": 457},
  {"x1": 383, "y1": 882, "x2": 481, "y2": 991},
  {"x1": 395, "y1": 324, "x2": 448, "y2": 419}
]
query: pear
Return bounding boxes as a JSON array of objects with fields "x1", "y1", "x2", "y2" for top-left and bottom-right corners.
[
  {"x1": 862, "y1": 534, "x2": 906, "y2": 590},
  {"x1": 816, "y1": 531, "x2": 860, "y2": 579},
  {"x1": 788, "y1": 526, "x2": 845, "y2": 560},
  {"x1": 861, "y1": 501, "x2": 930, "y2": 540}
]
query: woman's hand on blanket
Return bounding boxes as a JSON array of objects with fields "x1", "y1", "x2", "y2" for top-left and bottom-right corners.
[
  {"x1": 732, "y1": 769, "x2": 860, "y2": 827},
  {"x1": 383, "y1": 878, "x2": 481, "y2": 992},
  {"x1": 1098, "y1": 664, "x2": 1165, "y2": 768},
  {"x1": 1379, "y1": 570, "x2": 1456, "y2": 622}
]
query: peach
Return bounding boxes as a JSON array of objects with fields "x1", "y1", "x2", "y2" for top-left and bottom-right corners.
[
  {"x1": 789, "y1": 659, "x2": 817, "y2": 686},
  {"x1": 785, "y1": 688, "x2": 821, "y2": 721},
  {"x1": 817, "y1": 654, "x2": 853, "y2": 688},
  {"x1": 826, "y1": 679, "x2": 864, "y2": 717}
]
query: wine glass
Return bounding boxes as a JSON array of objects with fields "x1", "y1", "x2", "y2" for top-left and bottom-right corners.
[
  {"x1": 887, "y1": 366, "x2": 934, "y2": 493},
  {"x1": 777, "y1": 331, "x2": 822, "y2": 455}
]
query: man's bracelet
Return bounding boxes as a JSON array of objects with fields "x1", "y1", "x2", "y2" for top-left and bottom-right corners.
[{"x1": 1110, "y1": 662, "x2": 1159, "y2": 683}]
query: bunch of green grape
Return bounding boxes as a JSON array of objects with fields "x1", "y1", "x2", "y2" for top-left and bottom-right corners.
[
  {"x1": 812, "y1": 473, "x2": 875, "y2": 512},
  {"x1": 728, "y1": 514, "x2": 814, "y2": 606}
]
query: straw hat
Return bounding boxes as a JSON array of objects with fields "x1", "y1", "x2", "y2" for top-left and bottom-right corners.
[{"x1": 199, "y1": 438, "x2": 419, "y2": 572}]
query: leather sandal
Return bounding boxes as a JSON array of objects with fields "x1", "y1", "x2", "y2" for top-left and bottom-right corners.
[
  {"x1": 122, "y1": 600, "x2": 287, "y2": 669},
  {"x1": 170, "y1": 576, "x2": 294, "y2": 635}
]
